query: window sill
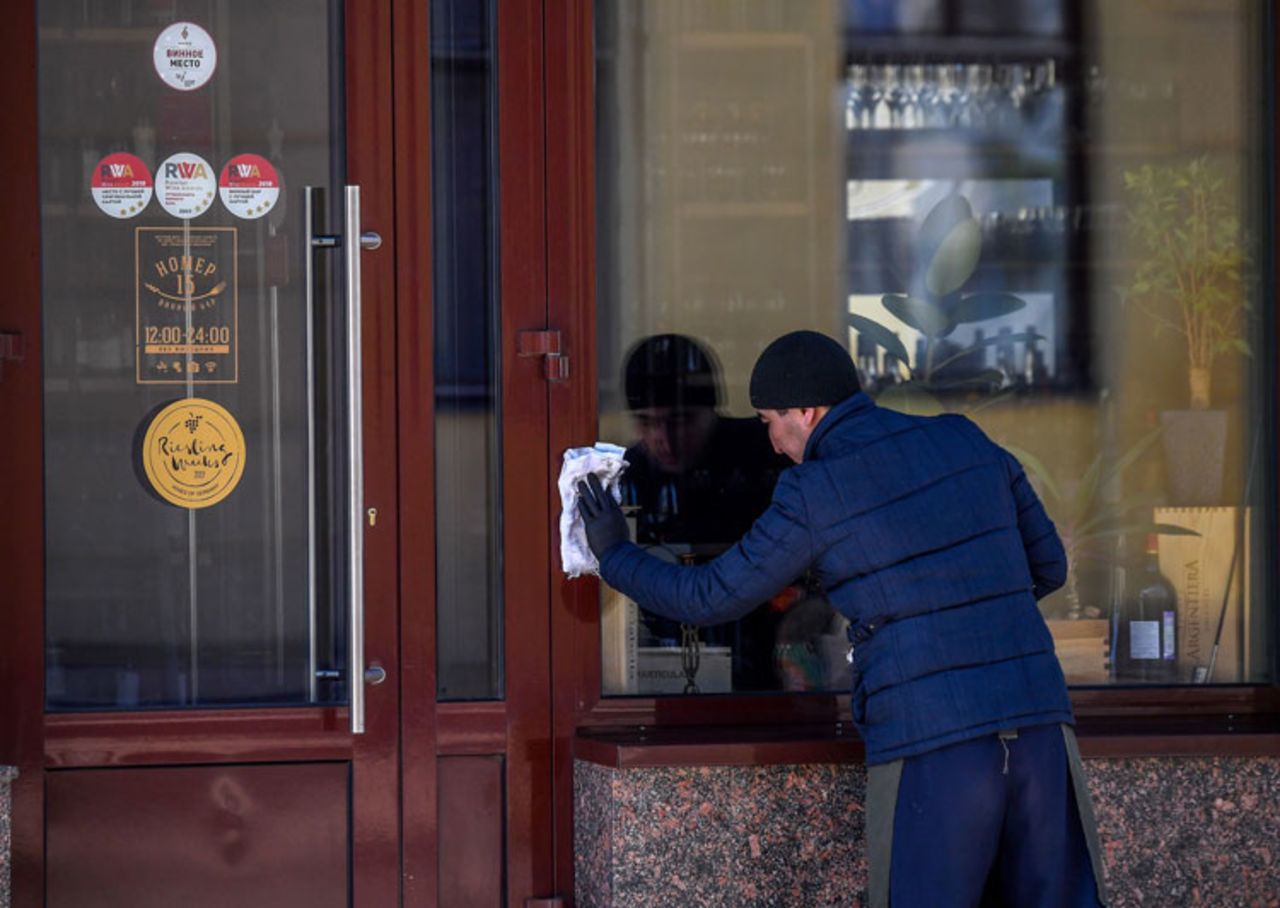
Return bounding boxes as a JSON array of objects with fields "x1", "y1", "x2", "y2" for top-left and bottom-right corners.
[{"x1": 574, "y1": 713, "x2": 1280, "y2": 769}]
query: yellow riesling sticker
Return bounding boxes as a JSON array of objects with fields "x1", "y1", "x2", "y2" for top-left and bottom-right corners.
[{"x1": 142, "y1": 398, "x2": 246, "y2": 509}]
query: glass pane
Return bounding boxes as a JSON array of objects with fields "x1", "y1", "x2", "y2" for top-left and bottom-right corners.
[
  {"x1": 40, "y1": 1, "x2": 350, "y2": 710},
  {"x1": 432, "y1": 0, "x2": 504, "y2": 700},
  {"x1": 595, "y1": 2, "x2": 846, "y2": 696},
  {"x1": 594, "y1": 0, "x2": 1274, "y2": 694}
]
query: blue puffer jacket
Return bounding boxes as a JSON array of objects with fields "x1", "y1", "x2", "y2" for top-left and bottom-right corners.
[{"x1": 599, "y1": 391, "x2": 1074, "y2": 764}]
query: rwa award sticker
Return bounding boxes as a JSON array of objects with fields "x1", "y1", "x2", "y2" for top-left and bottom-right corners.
[
  {"x1": 90, "y1": 152, "x2": 153, "y2": 219},
  {"x1": 219, "y1": 154, "x2": 280, "y2": 219},
  {"x1": 153, "y1": 22, "x2": 217, "y2": 92},
  {"x1": 141, "y1": 398, "x2": 246, "y2": 509},
  {"x1": 156, "y1": 152, "x2": 216, "y2": 219}
]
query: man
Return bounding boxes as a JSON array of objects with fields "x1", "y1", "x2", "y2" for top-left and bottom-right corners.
[
  {"x1": 620, "y1": 333, "x2": 785, "y2": 556},
  {"x1": 618, "y1": 334, "x2": 794, "y2": 687},
  {"x1": 578, "y1": 330, "x2": 1107, "y2": 907}
]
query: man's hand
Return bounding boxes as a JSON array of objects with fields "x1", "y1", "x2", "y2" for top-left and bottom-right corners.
[{"x1": 576, "y1": 473, "x2": 630, "y2": 560}]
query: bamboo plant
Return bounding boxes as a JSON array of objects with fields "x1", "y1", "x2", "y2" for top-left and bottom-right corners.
[{"x1": 1124, "y1": 156, "x2": 1249, "y2": 410}]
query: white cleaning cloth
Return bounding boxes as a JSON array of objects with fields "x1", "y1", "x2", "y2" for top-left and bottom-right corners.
[{"x1": 559, "y1": 443, "x2": 628, "y2": 578}]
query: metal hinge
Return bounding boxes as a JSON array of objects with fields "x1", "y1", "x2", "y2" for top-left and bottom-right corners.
[
  {"x1": 0, "y1": 330, "x2": 23, "y2": 382},
  {"x1": 517, "y1": 329, "x2": 570, "y2": 382}
]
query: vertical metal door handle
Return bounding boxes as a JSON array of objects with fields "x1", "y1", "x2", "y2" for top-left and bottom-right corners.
[
  {"x1": 305, "y1": 187, "x2": 379, "y2": 733},
  {"x1": 345, "y1": 185, "x2": 367, "y2": 735},
  {"x1": 303, "y1": 187, "x2": 321, "y2": 704}
]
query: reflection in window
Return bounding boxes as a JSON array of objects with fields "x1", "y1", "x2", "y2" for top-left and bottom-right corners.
[{"x1": 595, "y1": 0, "x2": 1272, "y2": 694}]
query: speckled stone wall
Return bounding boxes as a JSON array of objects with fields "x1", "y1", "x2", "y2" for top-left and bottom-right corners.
[
  {"x1": 1087, "y1": 757, "x2": 1280, "y2": 906},
  {"x1": 1, "y1": 766, "x2": 15, "y2": 908},
  {"x1": 575, "y1": 756, "x2": 1280, "y2": 908},
  {"x1": 575, "y1": 761, "x2": 867, "y2": 908}
]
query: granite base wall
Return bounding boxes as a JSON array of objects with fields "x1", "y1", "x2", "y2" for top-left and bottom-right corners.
[
  {"x1": 575, "y1": 756, "x2": 1280, "y2": 907},
  {"x1": 1, "y1": 767, "x2": 14, "y2": 908}
]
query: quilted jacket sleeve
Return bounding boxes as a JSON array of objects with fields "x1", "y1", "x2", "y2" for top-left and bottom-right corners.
[
  {"x1": 1003, "y1": 450, "x2": 1068, "y2": 599},
  {"x1": 598, "y1": 470, "x2": 816, "y2": 626}
]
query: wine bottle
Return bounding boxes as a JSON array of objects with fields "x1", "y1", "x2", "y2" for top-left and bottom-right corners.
[{"x1": 1114, "y1": 534, "x2": 1179, "y2": 682}]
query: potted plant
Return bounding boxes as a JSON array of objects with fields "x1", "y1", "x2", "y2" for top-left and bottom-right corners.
[
  {"x1": 1006, "y1": 429, "x2": 1197, "y2": 622},
  {"x1": 1123, "y1": 155, "x2": 1249, "y2": 504}
]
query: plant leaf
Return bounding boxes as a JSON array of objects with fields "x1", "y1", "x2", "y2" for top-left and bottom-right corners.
[
  {"x1": 1073, "y1": 521, "x2": 1201, "y2": 548},
  {"x1": 882, "y1": 294, "x2": 952, "y2": 338},
  {"x1": 918, "y1": 192, "x2": 974, "y2": 255},
  {"x1": 1072, "y1": 454, "x2": 1104, "y2": 520},
  {"x1": 930, "y1": 368, "x2": 1005, "y2": 391},
  {"x1": 926, "y1": 218, "x2": 983, "y2": 296},
  {"x1": 1074, "y1": 493, "x2": 1167, "y2": 536},
  {"x1": 1002, "y1": 443, "x2": 1063, "y2": 506},
  {"x1": 951, "y1": 292, "x2": 1026, "y2": 324},
  {"x1": 964, "y1": 388, "x2": 1015, "y2": 414},
  {"x1": 1100, "y1": 426, "x2": 1164, "y2": 487},
  {"x1": 848, "y1": 313, "x2": 911, "y2": 365}
]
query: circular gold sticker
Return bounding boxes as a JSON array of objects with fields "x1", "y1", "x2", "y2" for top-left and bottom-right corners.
[{"x1": 142, "y1": 398, "x2": 246, "y2": 508}]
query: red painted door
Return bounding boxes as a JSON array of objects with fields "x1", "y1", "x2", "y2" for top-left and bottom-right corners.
[{"x1": 1, "y1": 2, "x2": 400, "y2": 905}]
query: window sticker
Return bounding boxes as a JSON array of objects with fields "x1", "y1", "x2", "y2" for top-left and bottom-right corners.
[
  {"x1": 90, "y1": 152, "x2": 153, "y2": 219},
  {"x1": 219, "y1": 154, "x2": 280, "y2": 220},
  {"x1": 156, "y1": 152, "x2": 216, "y2": 219},
  {"x1": 153, "y1": 22, "x2": 217, "y2": 92},
  {"x1": 140, "y1": 398, "x2": 246, "y2": 509},
  {"x1": 136, "y1": 227, "x2": 238, "y2": 385}
]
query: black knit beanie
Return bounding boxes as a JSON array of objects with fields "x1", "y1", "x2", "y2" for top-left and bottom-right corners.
[
  {"x1": 749, "y1": 330, "x2": 860, "y2": 410},
  {"x1": 624, "y1": 333, "x2": 721, "y2": 410}
]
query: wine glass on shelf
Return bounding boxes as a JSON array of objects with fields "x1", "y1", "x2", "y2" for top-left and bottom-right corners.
[
  {"x1": 906, "y1": 63, "x2": 936, "y2": 129},
  {"x1": 1004, "y1": 62, "x2": 1031, "y2": 126},
  {"x1": 844, "y1": 67, "x2": 865, "y2": 131},
  {"x1": 967, "y1": 62, "x2": 995, "y2": 130},
  {"x1": 856, "y1": 63, "x2": 885, "y2": 130},
  {"x1": 938, "y1": 63, "x2": 966, "y2": 128},
  {"x1": 846, "y1": 64, "x2": 867, "y2": 130},
  {"x1": 883, "y1": 64, "x2": 909, "y2": 129}
]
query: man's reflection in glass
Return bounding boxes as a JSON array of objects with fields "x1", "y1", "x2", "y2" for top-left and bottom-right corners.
[{"x1": 620, "y1": 333, "x2": 800, "y2": 690}]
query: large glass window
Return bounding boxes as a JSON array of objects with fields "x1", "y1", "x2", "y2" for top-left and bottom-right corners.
[{"x1": 594, "y1": 0, "x2": 1273, "y2": 695}]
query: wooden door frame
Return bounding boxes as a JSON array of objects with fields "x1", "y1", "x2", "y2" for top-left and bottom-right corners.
[
  {"x1": 394, "y1": 0, "x2": 559, "y2": 904},
  {"x1": 0, "y1": 2, "x2": 400, "y2": 905},
  {"x1": 0, "y1": 4, "x2": 44, "y2": 906},
  {"x1": 544, "y1": 0, "x2": 597, "y2": 896},
  {"x1": 391, "y1": 0, "x2": 438, "y2": 900}
]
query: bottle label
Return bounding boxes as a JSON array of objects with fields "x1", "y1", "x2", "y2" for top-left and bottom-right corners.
[
  {"x1": 1129, "y1": 620, "x2": 1160, "y2": 660},
  {"x1": 1162, "y1": 611, "x2": 1176, "y2": 660}
]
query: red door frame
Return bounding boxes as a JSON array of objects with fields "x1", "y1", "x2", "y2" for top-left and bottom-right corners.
[
  {"x1": 544, "y1": 1, "x2": 597, "y2": 894},
  {"x1": 391, "y1": 0, "x2": 438, "y2": 900},
  {"x1": 0, "y1": 2, "x2": 400, "y2": 905},
  {"x1": 0, "y1": 4, "x2": 44, "y2": 906},
  {"x1": 497, "y1": 0, "x2": 558, "y2": 901},
  {"x1": 395, "y1": 0, "x2": 560, "y2": 904}
]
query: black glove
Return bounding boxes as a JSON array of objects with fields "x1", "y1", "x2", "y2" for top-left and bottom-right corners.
[{"x1": 576, "y1": 473, "x2": 630, "y2": 560}]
